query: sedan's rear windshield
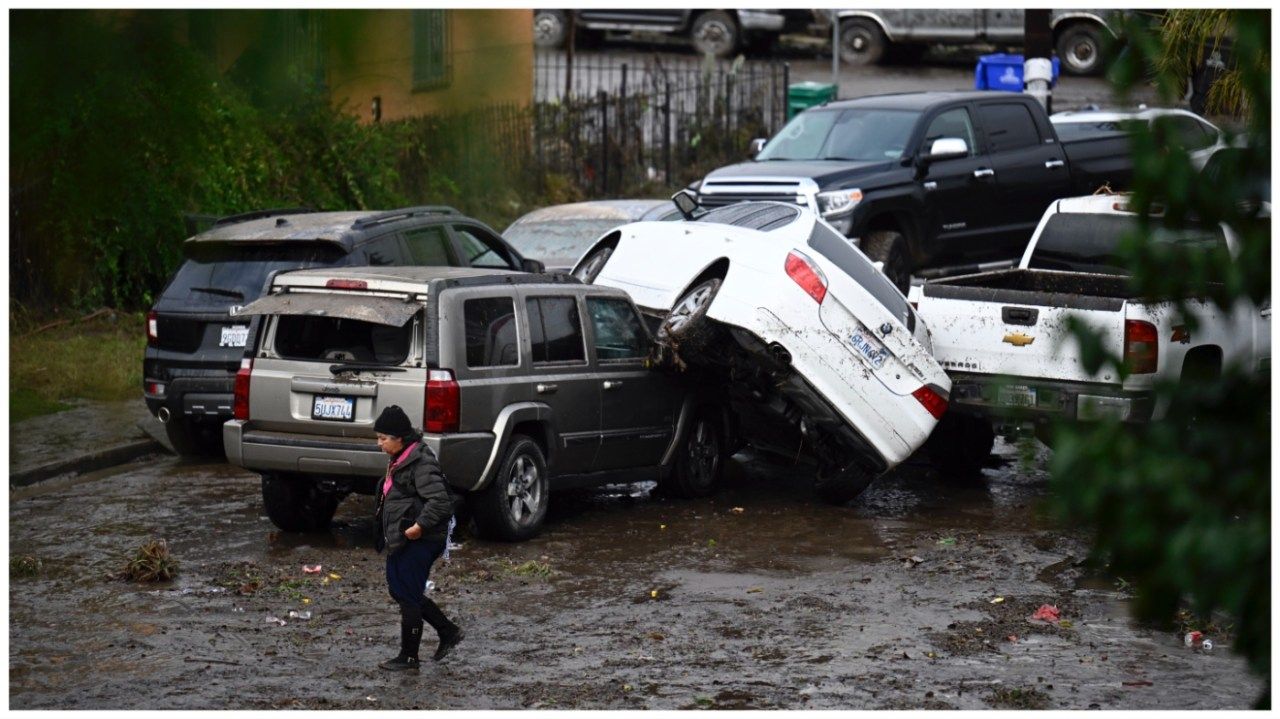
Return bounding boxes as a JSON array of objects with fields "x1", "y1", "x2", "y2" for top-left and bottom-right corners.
[
  {"x1": 160, "y1": 243, "x2": 346, "y2": 310},
  {"x1": 1028, "y1": 213, "x2": 1228, "y2": 275},
  {"x1": 272, "y1": 315, "x2": 415, "y2": 365},
  {"x1": 808, "y1": 221, "x2": 914, "y2": 331},
  {"x1": 756, "y1": 108, "x2": 920, "y2": 162}
]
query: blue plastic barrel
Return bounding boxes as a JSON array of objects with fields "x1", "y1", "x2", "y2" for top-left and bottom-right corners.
[{"x1": 974, "y1": 53, "x2": 1061, "y2": 92}]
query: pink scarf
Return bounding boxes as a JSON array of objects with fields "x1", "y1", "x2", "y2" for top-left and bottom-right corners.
[{"x1": 382, "y1": 441, "x2": 420, "y2": 497}]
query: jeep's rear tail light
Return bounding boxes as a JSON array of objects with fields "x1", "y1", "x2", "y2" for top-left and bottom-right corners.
[
  {"x1": 325, "y1": 279, "x2": 368, "y2": 290},
  {"x1": 233, "y1": 357, "x2": 253, "y2": 420},
  {"x1": 1124, "y1": 319, "x2": 1159, "y2": 374},
  {"x1": 146, "y1": 310, "x2": 159, "y2": 345},
  {"x1": 912, "y1": 384, "x2": 949, "y2": 420},
  {"x1": 785, "y1": 250, "x2": 828, "y2": 304},
  {"x1": 425, "y1": 369, "x2": 460, "y2": 433}
]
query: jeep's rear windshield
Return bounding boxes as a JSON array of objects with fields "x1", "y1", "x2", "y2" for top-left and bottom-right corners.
[
  {"x1": 159, "y1": 243, "x2": 347, "y2": 310},
  {"x1": 808, "y1": 221, "x2": 914, "y2": 331},
  {"x1": 1028, "y1": 213, "x2": 1228, "y2": 275},
  {"x1": 756, "y1": 108, "x2": 921, "y2": 162},
  {"x1": 272, "y1": 315, "x2": 415, "y2": 365}
]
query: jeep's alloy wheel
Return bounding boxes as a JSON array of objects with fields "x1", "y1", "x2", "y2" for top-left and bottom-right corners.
[
  {"x1": 683, "y1": 417, "x2": 721, "y2": 493},
  {"x1": 506, "y1": 455, "x2": 543, "y2": 526}
]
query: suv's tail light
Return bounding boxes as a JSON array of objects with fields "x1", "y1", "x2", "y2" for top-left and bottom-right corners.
[
  {"x1": 425, "y1": 369, "x2": 460, "y2": 433},
  {"x1": 146, "y1": 310, "x2": 159, "y2": 345},
  {"x1": 912, "y1": 384, "x2": 948, "y2": 420},
  {"x1": 785, "y1": 250, "x2": 828, "y2": 303},
  {"x1": 233, "y1": 357, "x2": 253, "y2": 420},
  {"x1": 1124, "y1": 320, "x2": 1159, "y2": 374},
  {"x1": 326, "y1": 279, "x2": 368, "y2": 290}
]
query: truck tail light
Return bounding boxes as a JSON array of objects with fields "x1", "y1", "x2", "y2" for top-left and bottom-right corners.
[
  {"x1": 146, "y1": 310, "x2": 159, "y2": 345},
  {"x1": 912, "y1": 384, "x2": 949, "y2": 420},
  {"x1": 785, "y1": 250, "x2": 828, "y2": 303},
  {"x1": 233, "y1": 357, "x2": 253, "y2": 420},
  {"x1": 1124, "y1": 320, "x2": 1158, "y2": 374},
  {"x1": 425, "y1": 369, "x2": 460, "y2": 433}
]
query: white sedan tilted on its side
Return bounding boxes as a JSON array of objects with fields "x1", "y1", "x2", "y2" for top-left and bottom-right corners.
[{"x1": 571, "y1": 197, "x2": 952, "y2": 503}]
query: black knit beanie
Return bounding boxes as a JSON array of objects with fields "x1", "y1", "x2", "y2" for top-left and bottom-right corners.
[{"x1": 374, "y1": 405, "x2": 414, "y2": 439}]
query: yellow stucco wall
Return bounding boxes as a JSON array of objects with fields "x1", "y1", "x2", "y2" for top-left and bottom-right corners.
[{"x1": 326, "y1": 9, "x2": 533, "y2": 123}]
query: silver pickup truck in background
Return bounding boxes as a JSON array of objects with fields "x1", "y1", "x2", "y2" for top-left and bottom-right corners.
[{"x1": 827, "y1": 9, "x2": 1121, "y2": 76}]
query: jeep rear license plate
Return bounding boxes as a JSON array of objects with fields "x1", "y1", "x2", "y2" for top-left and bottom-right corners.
[
  {"x1": 848, "y1": 327, "x2": 889, "y2": 369},
  {"x1": 997, "y1": 385, "x2": 1036, "y2": 408},
  {"x1": 312, "y1": 396, "x2": 355, "y2": 422},
  {"x1": 219, "y1": 324, "x2": 249, "y2": 348}
]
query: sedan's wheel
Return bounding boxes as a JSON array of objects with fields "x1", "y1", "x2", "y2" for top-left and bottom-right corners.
[
  {"x1": 658, "y1": 278, "x2": 722, "y2": 359},
  {"x1": 261, "y1": 473, "x2": 341, "y2": 533},
  {"x1": 814, "y1": 460, "x2": 874, "y2": 505},
  {"x1": 691, "y1": 11, "x2": 739, "y2": 58},
  {"x1": 660, "y1": 411, "x2": 723, "y2": 498},
  {"x1": 533, "y1": 10, "x2": 568, "y2": 49},
  {"x1": 838, "y1": 18, "x2": 886, "y2": 66},
  {"x1": 1056, "y1": 22, "x2": 1104, "y2": 76},
  {"x1": 573, "y1": 246, "x2": 613, "y2": 283},
  {"x1": 471, "y1": 435, "x2": 549, "y2": 542}
]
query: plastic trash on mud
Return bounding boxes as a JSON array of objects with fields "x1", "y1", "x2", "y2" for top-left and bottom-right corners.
[
  {"x1": 302, "y1": 564, "x2": 322, "y2": 574},
  {"x1": 1030, "y1": 604, "x2": 1061, "y2": 623},
  {"x1": 287, "y1": 610, "x2": 312, "y2": 620}
]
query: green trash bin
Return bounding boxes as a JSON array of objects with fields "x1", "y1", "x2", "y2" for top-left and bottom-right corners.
[{"x1": 787, "y1": 81, "x2": 837, "y2": 120}]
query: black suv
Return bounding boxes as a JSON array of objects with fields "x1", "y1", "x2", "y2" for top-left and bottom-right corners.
[{"x1": 143, "y1": 206, "x2": 541, "y2": 456}]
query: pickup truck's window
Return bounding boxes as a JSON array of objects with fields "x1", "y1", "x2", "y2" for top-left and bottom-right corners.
[
  {"x1": 756, "y1": 108, "x2": 920, "y2": 162},
  {"x1": 273, "y1": 316, "x2": 414, "y2": 365},
  {"x1": 978, "y1": 103, "x2": 1042, "y2": 153},
  {"x1": 587, "y1": 297, "x2": 647, "y2": 360},
  {"x1": 403, "y1": 226, "x2": 454, "y2": 266},
  {"x1": 923, "y1": 108, "x2": 977, "y2": 157},
  {"x1": 526, "y1": 297, "x2": 586, "y2": 363},
  {"x1": 1028, "y1": 213, "x2": 1228, "y2": 275},
  {"x1": 463, "y1": 297, "x2": 518, "y2": 367},
  {"x1": 808, "y1": 221, "x2": 914, "y2": 331}
]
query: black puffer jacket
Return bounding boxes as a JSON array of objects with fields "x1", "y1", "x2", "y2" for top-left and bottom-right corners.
[{"x1": 374, "y1": 442, "x2": 454, "y2": 556}]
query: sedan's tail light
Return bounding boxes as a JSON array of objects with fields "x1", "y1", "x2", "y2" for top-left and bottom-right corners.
[
  {"x1": 912, "y1": 384, "x2": 949, "y2": 420},
  {"x1": 1124, "y1": 320, "x2": 1159, "y2": 374},
  {"x1": 146, "y1": 310, "x2": 159, "y2": 345},
  {"x1": 785, "y1": 250, "x2": 828, "y2": 303},
  {"x1": 233, "y1": 358, "x2": 253, "y2": 420},
  {"x1": 425, "y1": 369, "x2": 460, "y2": 433}
]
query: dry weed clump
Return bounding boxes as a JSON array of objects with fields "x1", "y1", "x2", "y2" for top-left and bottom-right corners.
[{"x1": 120, "y1": 538, "x2": 179, "y2": 582}]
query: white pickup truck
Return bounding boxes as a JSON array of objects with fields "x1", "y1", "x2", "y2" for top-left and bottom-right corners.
[{"x1": 910, "y1": 194, "x2": 1271, "y2": 474}]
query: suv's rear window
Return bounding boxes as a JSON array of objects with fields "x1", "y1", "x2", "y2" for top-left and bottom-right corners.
[
  {"x1": 273, "y1": 316, "x2": 415, "y2": 365},
  {"x1": 464, "y1": 297, "x2": 519, "y2": 368},
  {"x1": 1028, "y1": 213, "x2": 1228, "y2": 274},
  {"x1": 808, "y1": 222, "x2": 914, "y2": 331},
  {"x1": 162, "y1": 243, "x2": 346, "y2": 310}
]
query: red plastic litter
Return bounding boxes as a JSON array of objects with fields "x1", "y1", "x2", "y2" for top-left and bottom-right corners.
[
  {"x1": 1030, "y1": 604, "x2": 1061, "y2": 622},
  {"x1": 302, "y1": 564, "x2": 323, "y2": 574}
]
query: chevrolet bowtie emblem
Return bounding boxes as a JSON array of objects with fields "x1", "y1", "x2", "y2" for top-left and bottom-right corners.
[{"x1": 1002, "y1": 332, "x2": 1035, "y2": 347}]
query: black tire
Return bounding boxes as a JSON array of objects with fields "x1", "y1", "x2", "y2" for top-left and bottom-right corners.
[
  {"x1": 927, "y1": 413, "x2": 996, "y2": 476},
  {"x1": 470, "y1": 435, "x2": 549, "y2": 542},
  {"x1": 691, "y1": 11, "x2": 740, "y2": 58},
  {"x1": 658, "y1": 278, "x2": 722, "y2": 359},
  {"x1": 838, "y1": 18, "x2": 886, "y2": 67},
  {"x1": 163, "y1": 417, "x2": 224, "y2": 458},
  {"x1": 261, "y1": 473, "x2": 342, "y2": 533},
  {"x1": 814, "y1": 460, "x2": 874, "y2": 505},
  {"x1": 660, "y1": 409, "x2": 723, "y2": 498},
  {"x1": 861, "y1": 230, "x2": 912, "y2": 295},
  {"x1": 1056, "y1": 22, "x2": 1105, "y2": 76},
  {"x1": 533, "y1": 10, "x2": 568, "y2": 49},
  {"x1": 572, "y1": 246, "x2": 613, "y2": 283}
]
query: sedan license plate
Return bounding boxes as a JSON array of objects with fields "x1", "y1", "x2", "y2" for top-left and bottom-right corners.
[
  {"x1": 848, "y1": 327, "x2": 889, "y2": 369},
  {"x1": 997, "y1": 385, "x2": 1037, "y2": 408},
  {"x1": 312, "y1": 396, "x2": 355, "y2": 422},
  {"x1": 219, "y1": 324, "x2": 249, "y2": 348}
]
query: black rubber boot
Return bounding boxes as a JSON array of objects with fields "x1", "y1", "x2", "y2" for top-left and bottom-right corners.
[
  {"x1": 421, "y1": 596, "x2": 463, "y2": 661},
  {"x1": 378, "y1": 616, "x2": 423, "y2": 672}
]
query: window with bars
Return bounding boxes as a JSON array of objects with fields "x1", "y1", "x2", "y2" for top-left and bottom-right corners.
[{"x1": 412, "y1": 10, "x2": 451, "y2": 91}]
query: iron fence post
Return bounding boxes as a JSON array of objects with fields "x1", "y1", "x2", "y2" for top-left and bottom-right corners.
[
  {"x1": 620, "y1": 63, "x2": 628, "y2": 190},
  {"x1": 664, "y1": 81, "x2": 672, "y2": 186},
  {"x1": 599, "y1": 89, "x2": 608, "y2": 196}
]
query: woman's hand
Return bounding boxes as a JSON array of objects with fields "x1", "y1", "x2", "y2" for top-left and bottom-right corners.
[{"x1": 404, "y1": 523, "x2": 423, "y2": 540}]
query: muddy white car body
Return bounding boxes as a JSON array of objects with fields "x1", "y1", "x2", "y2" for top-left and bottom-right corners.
[{"x1": 571, "y1": 202, "x2": 951, "y2": 489}]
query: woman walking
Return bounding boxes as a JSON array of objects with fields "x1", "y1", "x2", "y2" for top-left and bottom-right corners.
[{"x1": 373, "y1": 405, "x2": 464, "y2": 671}]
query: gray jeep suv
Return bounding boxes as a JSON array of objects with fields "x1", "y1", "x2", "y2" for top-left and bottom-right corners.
[{"x1": 223, "y1": 266, "x2": 727, "y2": 541}]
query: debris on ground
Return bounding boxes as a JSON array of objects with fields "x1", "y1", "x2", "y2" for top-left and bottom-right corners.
[
  {"x1": 287, "y1": 610, "x2": 312, "y2": 620},
  {"x1": 302, "y1": 564, "x2": 322, "y2": 574},
  {"x1": 985, "y1": 686, "x2": 1050, "y2": 710},
  {"x1": 11, "y1": 555, "x2": 42, "y2": 578},
  {"x1": 1030, "y1": 604, "x2": 1061, "y2": 623},
  {"x1": 327, "y1": 572, "x2": 341, "y2": 580},
  {"x1": 730, "y1": 507, "x2": 745, "y2": 515},
  {"x1": 265, "y1": 616, "x2": 287, "y2": 626},
  {"x1": 119, "y1": 539, "x2": 178, "y2": 582},
  {"x1": 937, "y1": 537, "x2": 957, "y2": 547},
  {"x1": 1184, "y1": 631, "x2": 1203, "y2": 647},
  {"x1": 903, "y1": 556, "x2": 925, "y2": 568},
  {"x1": 990, "y1": 596, "x2": 1005, "y2": 604}
]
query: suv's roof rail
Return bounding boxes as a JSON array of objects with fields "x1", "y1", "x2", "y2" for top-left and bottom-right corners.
[
  {"x1": 214, "y1": 207, "x2": 320, "y2": 227},
  {"x1": 351, "y1": 206, "x2": 460, "y2": 230}
]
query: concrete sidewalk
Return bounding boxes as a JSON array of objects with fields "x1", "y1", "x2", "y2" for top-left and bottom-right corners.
[{"x1": 9, "y1": 399, "x2": 167, "y2": 486}]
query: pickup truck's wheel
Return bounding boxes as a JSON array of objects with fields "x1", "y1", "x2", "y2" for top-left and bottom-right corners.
[
  {"x1": 814, "y1": 461, "x2": 874, "y2": 505},
  {"x1": 862, "y1": 231, "x2": 912, "y2": 295},
  {"x1": 470, "y1": 435, "x2": 549, "y2": 542},
  {"x1": 838, "y1": 18, "x2": 886, "y2": 66},
  {"x1": 691, "y1": 11, "x2": 740, "y2": 58},
  {"x1": 533, "y1": 10, "x2": 568, "y2": 49},
  {"x1": 660, "y1": 410, "x2": 723, "y2": 498},
  {"x1": 1056, "y1": 22, "x2": 1105, "y2": 76},
  {"x1": 926, "y1": 413, "x2": 996, "y2": 476},
  {"x1": 573, "y1": 246, "x2": 613, "y2": 283},
  {"x1": 163, "y1": 418, "x2": 224, "y2": 458},
  {"x1": 261, "y1": 473, "x2": 342, "y2": 532},
  {"x1": 659, "y1": 278, "x2": 722, "y2": 358}
]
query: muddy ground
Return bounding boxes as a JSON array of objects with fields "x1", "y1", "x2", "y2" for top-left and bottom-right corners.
[{"x1": 9, "y1": 438, "x2": 1260, "y2": 709}]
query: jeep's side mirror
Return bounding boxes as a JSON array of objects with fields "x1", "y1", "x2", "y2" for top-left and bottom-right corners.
[
  {"x1": 748, "y1": 138, "x2": 767, "y2": 158},
  {"x1": 521, "y1": 258, "x2": 546, "y2": 273},
  {"x1": 671, "y1": 189, "x2": 701, "y2": 220},
  {"x1": 919, "y1": 137, "x2": 969, "y2": 165}
]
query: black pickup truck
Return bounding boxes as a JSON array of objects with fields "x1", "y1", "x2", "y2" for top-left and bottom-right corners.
[{"x1": 694, "y1": 91, "x2": 1132, "y2": 291}]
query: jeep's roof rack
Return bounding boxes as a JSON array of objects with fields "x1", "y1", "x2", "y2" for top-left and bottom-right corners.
[
  {"x1": 214, "y1": 207, "x2": 319, "y2": 227},
  {"x1": 351, "y1": 206, "x2": 460, "y2": 230}
]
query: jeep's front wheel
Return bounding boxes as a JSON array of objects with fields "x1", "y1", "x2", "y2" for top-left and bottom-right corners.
[
  {"x1": 261, "y1": 473, "x2": 342, "y2": 532},
  {"x1": 471, "y1": 435, "x2": 549, "y2": 542}
]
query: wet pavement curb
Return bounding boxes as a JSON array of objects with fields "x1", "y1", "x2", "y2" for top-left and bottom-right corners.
[{"x1": 9, "y1": 438, "x2": 164, "y2": 488}]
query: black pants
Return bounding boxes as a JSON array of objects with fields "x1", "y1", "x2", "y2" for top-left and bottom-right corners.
[{"x1": 385, "y1": 537, "x2": 456, "y2": 643}]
